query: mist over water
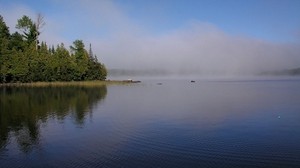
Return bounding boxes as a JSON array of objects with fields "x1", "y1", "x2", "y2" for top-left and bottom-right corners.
[{"x1": 100, "y1": 23, "x2": 300, "y2": 77}]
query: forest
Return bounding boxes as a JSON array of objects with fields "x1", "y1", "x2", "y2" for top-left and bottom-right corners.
[{"x1": 0, "y1": 14, "x2": 107, "y2": 83}]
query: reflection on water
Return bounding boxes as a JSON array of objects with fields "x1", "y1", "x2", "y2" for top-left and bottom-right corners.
[
  {"x1": 0, "y1": 86, "x2": 107, "y2": 153},
  {"x1": 1, "y1": 79, "x2": 300, "y2": 167}
]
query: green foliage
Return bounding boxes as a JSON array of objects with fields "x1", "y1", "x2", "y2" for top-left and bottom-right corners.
[
  {"x1": 9, "y1": 32, "x2": 26, "y2": 51},
  {"x1": 16, "y1": 15, "x2": 33, "y2": 31},
  {"x1": 16, "y1": 15, "x2": 38, "y2": 45},
  {"x1": 0, "y1": 15, "x2": 10, "y2": 39},
  {"x1": 9, "y1": 49, "x2": 29, "y2": 82},
  {"x1": 0, "y1": 15, "x2": 10, "y2": 74},
  {"x1": 0, "y1": 15, "x2": 107, "y2": 83},
  {"x1": 70, "y1": 40, "x2": 89, "y2": 80}
]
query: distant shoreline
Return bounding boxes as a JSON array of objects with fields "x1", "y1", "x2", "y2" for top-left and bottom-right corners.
[{"x1": 0, "y1": 80, "x2": 139, "y2": 87}]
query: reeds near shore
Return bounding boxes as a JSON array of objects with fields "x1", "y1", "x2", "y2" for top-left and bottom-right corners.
[{"x1": 0, "y1": 80, "x2": 135, "y2": 87}]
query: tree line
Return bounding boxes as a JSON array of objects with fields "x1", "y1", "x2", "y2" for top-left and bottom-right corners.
[{"x1": 0, "y1": 14, "x2": 107, "y2": 83}]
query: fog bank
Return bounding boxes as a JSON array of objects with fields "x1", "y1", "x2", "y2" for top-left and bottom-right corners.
[{"x1": 96, "y1": 23, "x2": 300, "y2": 76}]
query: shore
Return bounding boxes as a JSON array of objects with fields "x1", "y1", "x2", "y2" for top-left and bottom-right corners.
[{"x1": 0, "y1": 80, "x2": 140, "y2": 87}]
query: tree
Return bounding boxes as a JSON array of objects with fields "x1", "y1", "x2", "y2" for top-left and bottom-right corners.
[
  {"x1": 0, "y1": 15, "x2": 10, "y2": 83},
  {"x1": 35, "y1": 13, "x2": 45, "y2": 35},
  {"x1": 70, "y1": 40, "x2": 86, "y2": 59},
  {"x1": 50, "y1": 43, "x2": 75, "y2": 81},
  {"x1": 16, "y1": 15, "x2": 36, "y2": 44},
  {"x1": 16, "y1": 14, "x2": 44, "y2": 49},
  {"x1": 35, "y1": 13, "x2": 45, "y2": 49},
  {"x1": 0, "y1": 15, "x2": 10, "y2": 39},
  {"x1": 88, "y1": 43, "x2": 94, "y2": 60},
  {"x1": 0, "y1": 15, "x2": 10, "y2": 55},
  {"x1": 9, "y1": 49, "x2": 29, "y2": 82},
  {"x1": 70, "y1": 40, "x2": 89, "y2": 80},
  {"x1": 9, "y1": 32, "x2": 26, "y2": 51},
  {"x1": 24, "y1": 43, "x2": 39, "y2": 82}
]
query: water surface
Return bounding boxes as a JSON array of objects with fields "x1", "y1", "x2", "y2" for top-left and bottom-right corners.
[{"x1": 1, "y1": 79, "x2": 300, "y2": 167}]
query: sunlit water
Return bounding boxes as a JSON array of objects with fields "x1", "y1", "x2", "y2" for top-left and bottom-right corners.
[{"x1": 1, "y1": 78, "x2": 300, "y2": 168}]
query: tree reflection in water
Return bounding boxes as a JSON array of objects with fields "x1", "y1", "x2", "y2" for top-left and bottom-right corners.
[{"x1": 0, "y1": 86, "x2": 107, "y2": 153}]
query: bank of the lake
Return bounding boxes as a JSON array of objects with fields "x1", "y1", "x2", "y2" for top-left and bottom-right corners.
[{"x1": 0, "y1": 80, "x2": 140, "y2": 87}]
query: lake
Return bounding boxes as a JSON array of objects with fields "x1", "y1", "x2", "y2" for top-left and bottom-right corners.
[{"x1": 1, "y1": 78, "x2": 300, "y2": 168}]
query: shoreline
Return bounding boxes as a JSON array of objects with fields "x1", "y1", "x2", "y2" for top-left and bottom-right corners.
[{"x1": 0, "y1": 80, "x2": 140, "y2": 87}]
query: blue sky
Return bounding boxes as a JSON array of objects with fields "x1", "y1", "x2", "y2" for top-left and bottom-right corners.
[
  {"x1": 118, "y1": 0, "x2": 300, "y2": 42},
  {"x1": 1, "y1": 0, "x2": 299, "y2": 42},
  {"x1": 1, "y1": 0, "x2": 300, "y2": 73}
]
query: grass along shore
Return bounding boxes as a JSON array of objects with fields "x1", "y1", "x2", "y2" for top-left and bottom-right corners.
[{"x1": 0, "y1": 80, "x2": 139, "y2": 87}]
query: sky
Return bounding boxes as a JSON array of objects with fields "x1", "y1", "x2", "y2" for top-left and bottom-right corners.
[{"x1": 1, "y1": 0, "x2": 300, "y2": 75}]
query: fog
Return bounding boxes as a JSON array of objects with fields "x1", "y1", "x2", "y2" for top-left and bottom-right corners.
[{"x1": 96, "y1": 22, "x2": 300, "y2": 77}]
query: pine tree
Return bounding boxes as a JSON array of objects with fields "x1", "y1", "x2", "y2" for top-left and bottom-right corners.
[
  {"x1": 0, "y1": 15, "x2": 10, "y2": 39},
  {"x1": 0, "y1": 15, "x2": 10, "y2": 83},
  {"x1": 88, "y1": 43, "x2": 94, "y2": 60}
]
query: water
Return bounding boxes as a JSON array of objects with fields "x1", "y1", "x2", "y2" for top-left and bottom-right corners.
[{"x1": 1, "y1": 78, "x2": 300, "y2": 167}]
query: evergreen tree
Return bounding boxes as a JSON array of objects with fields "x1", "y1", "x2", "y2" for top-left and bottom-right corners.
[
  {"x1": 16, "y1": 15, "x2": 39, "y2": 47},
  {"x1": 9, "y1": 49, "x2": 29, "y2": 82},
  {"x1": 70, "y1": 40, "x2": 89, "y2": 80},
  {"x1": 0, "y1": 15, "x2": 10, "y2": 83},
  {"x1": 9, "y1": 32, "x2": 26, "y2": 51},
  {"x1": 51, "y1": 43, "x2": 75, "y2": 81},
  {"x1": 88, "y1": 43, "x2": 94, "y2": 60},
  {"x1": 0, "y1": 15, "x2": 10, "y2": 39},
  {"x1": 0, "y1": 15, "x2": 10, "y2": 56}
]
